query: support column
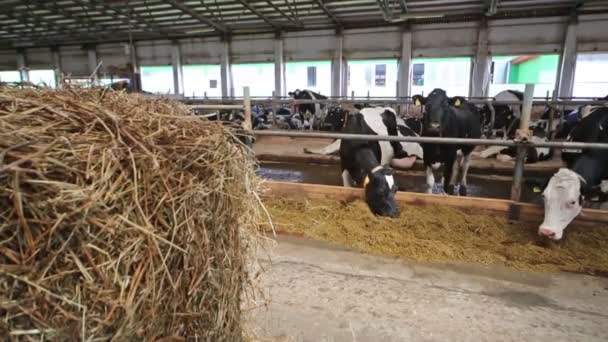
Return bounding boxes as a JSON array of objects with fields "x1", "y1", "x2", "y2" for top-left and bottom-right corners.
[
  {"x1": 51, "y1": 47, "x2": 62, "y2": 88},
  {"x1": 17, "y1": 49, "x2": 29, "y2": 82},
  {"x1": 128, "y1": 43, "x2": 142, "y2": 92},
  {"x1": 274, "y1": 34, "x2": 284, "y2": 97},
  {"x1": 471, "y1": 19, "x2": 491, "y2": 98},
  {"x1": 220, "y1": 38, "x2": 232, "y2": 98},
  {"x1": 557, "y1": 15, "x2": 578, "y2": 98},
  {"x1": 87, "y1": 46, "x2": 98, "y2": 85},
  {"x1": 331, "y1": 34, "x2": 344, "y2": 97},
  {"x1": 397, "y1": 29, "x2": 412, "y2": 98},
  {"x1": 171, "y1": 41, "x2": 183, "y2": 96}
]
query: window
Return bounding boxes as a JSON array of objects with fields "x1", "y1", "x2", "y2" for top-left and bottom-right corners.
[
  {"x1": 307, "y1": 66, "x2": 317, "y2": 87},
  {"x1": 347, "y1": 59, "x2": 397, "y2": 97},
  {"x1": 0, "y1": 71, "x2": 21, "y2": 83},
  {"x1": 141, "y1": 66, "x2": 174, "y2": 94},
  {"x1": 413, "y1": 63, "x2": 425, "y2": 86},
  {"x1": 488, "y1": 55, "x2": 559, "y2": 97},
  {"x1": 573, "y1": 53, "x2": 608, "y2": 98},
  {"x1": 183, "y1": 64, "x2": 221, "y2": 97},
  {"x1": 411, "y1": 57, "x2": 471, "y2": 97},
  {"x1": 232, "y1": 63, "x2": 274, "y2": 97},
  {"x1": 285, "y1": 61, "x2": 331, "y2": 95},
  {"x1": 375, "y1": 64, "x2": 386, "y2": 87}
]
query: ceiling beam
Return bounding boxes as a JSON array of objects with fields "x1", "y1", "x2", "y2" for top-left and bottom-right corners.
[
  {"x1": 314, "y1": 0, "x2": 341, "y2": 27},
  {"x1": 486, "y1": 0, "x2": 499, "y2": 15},
  {"x1": 166, "y1": 0, "x2": 229, "y2": 33},
  {"x1": 399, "y1": 0, "x2": 408, "y2": 13},
  {"x1": 236, "y1": 0, "x2": 280, "y2": 29},
  {"x1": 265, "y1": 0, "x2": 302, "y2": 26},
  {"x1": 90, "y1": 0, "x2": 179, "y2": 36}
]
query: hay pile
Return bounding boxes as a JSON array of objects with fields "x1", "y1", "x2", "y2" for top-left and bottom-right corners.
[
  {"x1": 0, "y1": 87, "x2": 261, "y2": 340},
  {"x1": 266, "y1": 198, "x2": 608, "y2": 274}
]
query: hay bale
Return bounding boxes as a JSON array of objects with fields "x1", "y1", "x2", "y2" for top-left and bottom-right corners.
[{"x1": 0, "y1": 87, "x2": 261, "y2": 340}]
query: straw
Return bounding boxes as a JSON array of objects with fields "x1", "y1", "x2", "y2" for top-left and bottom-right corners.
[{"x1": 0, "y1": 85, "x2": 263, "y2": 340}]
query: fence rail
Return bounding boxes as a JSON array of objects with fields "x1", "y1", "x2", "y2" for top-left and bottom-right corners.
[{"x1": 253, "y1": 130, "x2": 608, "y2": 150}]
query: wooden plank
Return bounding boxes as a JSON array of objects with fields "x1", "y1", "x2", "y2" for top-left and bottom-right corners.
[{"x1": 262, "y1": 181, "x2": 608, "y2": 225}]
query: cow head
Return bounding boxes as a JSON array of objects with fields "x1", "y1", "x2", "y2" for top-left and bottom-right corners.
[
  {"x1": 413, "y1": 89, "x2": 451, "y2": 135},
  {"x1": 288, "y1": 89, "x2": 302, "y2": 98},
  {"x1": 364, "y1": 166, "x2": 399, "y2": 218},
  {"x1": 323, "y1": 107, "x2": 349, "y2": 131},
  {"x1": 539, "y1": 168, "x2": 585, "y2": 240}
]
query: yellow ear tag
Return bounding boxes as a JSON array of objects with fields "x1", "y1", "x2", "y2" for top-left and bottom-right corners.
[
  {"x1": 415, "y1": 99, "x2": 421, "y2": 106},
  {"x1": 363, "y1": 176, "x2": 370, "y2": 187},
  {"x1": 455, "y1": 98, "x2": 461, "y2": 106},
  {"x1": 533, "y1": 186, "x2": 541, "y2": 193}
]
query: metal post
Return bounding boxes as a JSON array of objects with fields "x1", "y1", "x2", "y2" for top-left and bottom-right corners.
[
  {"x1": 546, "y1": 90, "x2": 555, "y2": 139},
  {"x1": 351, "y1": 91, "x2": 354, "y2": 100},
  {"x1": 510, "y1": 84, "x2": 534, "y2": 207},
  {"x1": 220, "y1": 38, "x2": 232, "y2": 98},
  {"x1": 51, "y1": 47, "x2": 62, "y2": 88},
  {"x1": 87, "y1": 47, "x2": 98, "y2": 85},
  {"x1": 243, "y1": 86, "x2": 252, "y2": 132},
  {"x1": 171, "y1": 41, "x2": 183, "y2": 96},
  {"x1": 271, "y1": 90, "x2": 278, "y2": 126},
  {"x1": 331, "y1": 34, "x2": 344, "y2": 97},
  {"x1": 471, "y1": 18, "x2": 491, "y2": 98},
  {"x1": 274, "y1": 35, "x2": 284, "y2": 97},
  {"x1": 397, "y1": 29, "x2": 412, "y2": 99},
  {"x1": 557, "y1": 15, "x2": 578, "y2": 98},
  {"x1": 16, "y1": 49, "x2": 29, "y2": 83}
]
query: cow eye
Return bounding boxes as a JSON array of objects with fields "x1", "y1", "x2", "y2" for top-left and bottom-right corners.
[{"x1": 570, "y1": 201, "x2": 576, "y2": 206}]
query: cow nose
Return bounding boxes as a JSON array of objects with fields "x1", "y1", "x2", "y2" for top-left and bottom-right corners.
[{"x1": 539, "y1": 228, "x2": 556, "y2": 238}]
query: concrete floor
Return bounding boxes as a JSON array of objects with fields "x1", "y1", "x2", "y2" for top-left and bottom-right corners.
[{"x1": 246, "y1": 236, "x2": 608, "y2": 342}]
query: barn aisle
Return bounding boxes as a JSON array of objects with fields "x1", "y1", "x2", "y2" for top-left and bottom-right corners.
[{"x1": 246, "y1": 236, "x2": 608, "y2": 342}]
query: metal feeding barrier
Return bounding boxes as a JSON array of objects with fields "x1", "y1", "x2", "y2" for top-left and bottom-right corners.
[{"x1": 191, "y1": 85, "x2": 608, "y2": 220}]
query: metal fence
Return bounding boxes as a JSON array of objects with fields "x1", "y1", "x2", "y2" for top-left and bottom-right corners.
[{"x1": 189, "y1": 85, "x2": 608, "y2": 218}]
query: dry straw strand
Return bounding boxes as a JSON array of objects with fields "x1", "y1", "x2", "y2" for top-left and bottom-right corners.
[{"x1": 0, "y1": 85, "x2": 263, "y2": 340}]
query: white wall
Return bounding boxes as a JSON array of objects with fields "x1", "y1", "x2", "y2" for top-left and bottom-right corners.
[
  {"x1": 410, "y1": 58, "x2": 472, "y2": 97},
  {"x1": 573, "y1": 53, "x2": 608, "y2": 97},
  {"x1": 347, "y1": 59, "x2": 398, "y2": 97},
  {"x1": 285, "y1": 61, "x2": 331, "y2": 96},
  {"x1": 232, "y1": 63, "x2": 274, "y2": 97},
  {"x1": 183, "y1": 65, "x2": 222, "y2": 97}
]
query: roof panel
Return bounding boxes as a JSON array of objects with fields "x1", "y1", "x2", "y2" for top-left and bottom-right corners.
[{"x1": 0, "y1": 0, "x2": 604, "y2": 48}]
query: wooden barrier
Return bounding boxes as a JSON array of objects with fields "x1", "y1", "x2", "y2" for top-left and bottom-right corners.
[{"x1": 263, "y1": 181, "x2": 608, "y2": 226}]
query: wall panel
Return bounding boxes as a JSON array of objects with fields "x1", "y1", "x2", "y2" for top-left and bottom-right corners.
[{"x1": 180, "y1": 37, "x2": 223, "y2": 65}]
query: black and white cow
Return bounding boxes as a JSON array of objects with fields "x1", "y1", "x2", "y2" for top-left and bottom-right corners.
[
  {"x1": 339, "y1": 107, "x2": 412, "y2": 217},
  {"x1": 288, "y1": 89, "x2": 328, "y2": 130},
  {"x1": 478, "y1": 118, "x2": 553, "y2": 164},
  {"x1": 413, "y1": 89, "x2": 482, "y2": 196},
  {"x1": 480, "y1": 90, "x2": 522, "y2": 138},
  {"x1": 539, "y1": 107, "x2": 608, "y2": 240},
  {"x1": 303, "y1": 107, "x2": 424, "y2": 170},
  {"x1": 321, "y1": 106, "x2": 349, "y2": 131}
]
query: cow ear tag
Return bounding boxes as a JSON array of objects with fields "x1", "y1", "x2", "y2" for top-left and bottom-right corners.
[
  {"x1": 533, "y1": 185, "x2": 541, "y2": 193},
  {"x1": 415, "y1": 99, "x2": 421, "y2": 106},
  {"x1": 363, "y1": 176, "x2": 370, "y2": 187},
  {"x1": 455, "y1": 98, "x2": 461, "y2": 106}
]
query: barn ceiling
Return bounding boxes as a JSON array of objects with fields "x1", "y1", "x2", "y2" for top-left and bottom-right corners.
[{"x1": 0, "y1": 0, "x2": 606, "y2": 48}]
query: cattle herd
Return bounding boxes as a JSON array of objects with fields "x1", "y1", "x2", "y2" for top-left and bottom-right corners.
[{"x1": 194, "y1": 87, "x2": 607, "y2": 241}]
